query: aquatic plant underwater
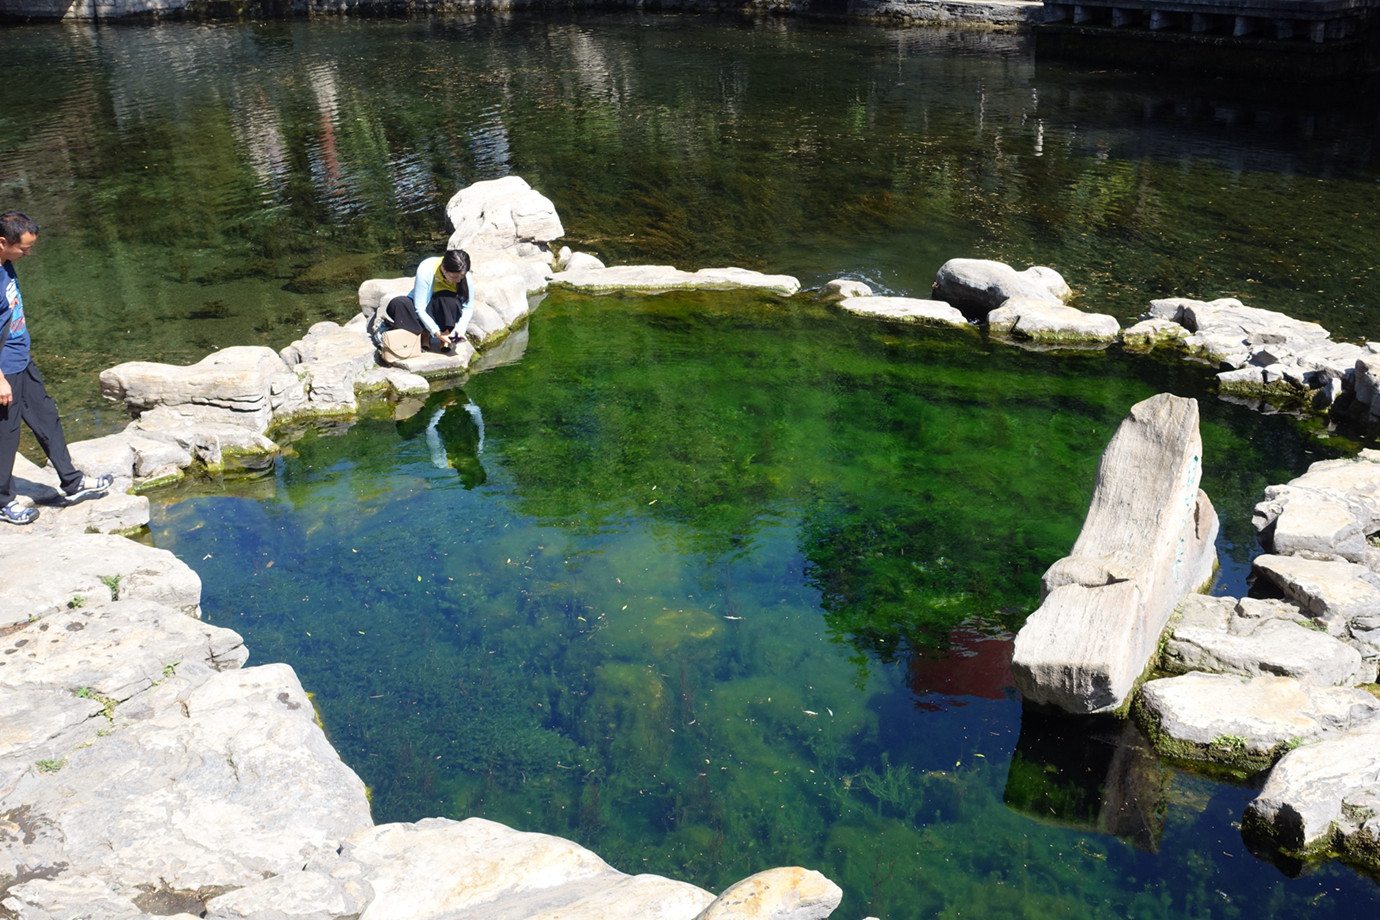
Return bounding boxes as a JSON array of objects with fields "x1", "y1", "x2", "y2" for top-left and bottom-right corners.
[{"x1": 152, "y1": 292, "x2": 1375, "y2": 919}]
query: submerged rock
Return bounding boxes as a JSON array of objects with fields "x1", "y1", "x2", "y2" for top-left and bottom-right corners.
[{"x1": 1011, "y1": 393, "x2": 1219, "y2": 715}]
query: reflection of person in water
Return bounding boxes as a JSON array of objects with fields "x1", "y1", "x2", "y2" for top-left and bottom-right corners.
[{"x1": 398, "y1": 391, "x2": 486, "y2": 489}]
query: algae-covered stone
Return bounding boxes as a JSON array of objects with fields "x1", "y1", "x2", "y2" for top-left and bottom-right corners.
[
  {"x1": 1136, "y1": 672, "x2": 1380, "y2": 771},
  {"x1": 1243, "y1": 718, "x2": 1380, "y2": 862}
]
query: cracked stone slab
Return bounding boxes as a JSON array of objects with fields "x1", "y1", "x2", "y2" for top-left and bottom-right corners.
[{"x1": 1163, "y1": 594, "x2": 1371, "y2": 686}]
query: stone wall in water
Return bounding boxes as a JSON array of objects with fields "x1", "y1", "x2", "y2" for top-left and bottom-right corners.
[{"x1": 0, "y1": 0, "x2": 1043, "y2": 25}]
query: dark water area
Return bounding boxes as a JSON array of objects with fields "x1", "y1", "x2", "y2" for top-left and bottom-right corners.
[{"x1": 6, "y1": 10, "x2": 1380, "y2": 919}]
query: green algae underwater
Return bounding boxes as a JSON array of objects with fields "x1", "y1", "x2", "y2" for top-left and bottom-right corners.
[{"x1": 150, "y1": 289, "x2": 1376, "y2": 919}]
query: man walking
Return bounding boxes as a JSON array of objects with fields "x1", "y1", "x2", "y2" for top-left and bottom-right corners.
[{"x1": 0, "y1": 211, "x2": 111, "y2": 524}]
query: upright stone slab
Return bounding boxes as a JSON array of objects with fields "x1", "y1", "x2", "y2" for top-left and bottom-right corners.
[{"x1": 1011, "y1": 394, "x2": 1219, "y2": 714}]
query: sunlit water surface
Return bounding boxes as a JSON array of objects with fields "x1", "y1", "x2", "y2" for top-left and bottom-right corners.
[{"x1": 5, "y1": 12, "x2": 1380, "y2": 919}]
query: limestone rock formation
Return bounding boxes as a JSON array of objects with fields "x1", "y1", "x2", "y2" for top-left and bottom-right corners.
[
  {"x1": 838, "y1": 296, "x2": 969, "y2": 327},
  {"x1": 1136, "y1": 672, "x2": 1380, "y2": 770},
  {"x1": 1161, "y1": 595, "x2": 1372, "y2": 686},
  {"x1": 931, "y1": 258, "x2": 1069, "y2": 317},
  {"x1": 987, "y1": 297, "x2": 1120, "y2": 345},
  {"x1": 445, "y1": 175, "x2": 565, "y2": 257},
  {"x1": 1011, "y1": 393, "x2": 1219, "y2": 714},
  {"x1": 1242, "y1": 718, "x2": 1380, "y2": 862},
  {"x1": 550, "y1": 264, "x2": 801, "y2": 296}
]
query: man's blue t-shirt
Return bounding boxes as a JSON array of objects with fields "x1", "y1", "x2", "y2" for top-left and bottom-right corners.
[{"x1": 0, "y1": 260, "x2": 31, "y2": 376}]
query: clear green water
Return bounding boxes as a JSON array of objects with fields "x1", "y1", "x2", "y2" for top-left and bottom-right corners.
[
  {"x1": 150, "y1": 291, "x2": 1368, "y2": 919},
  {"x1": 7, "y1": 11, "x2": 1380, "y2": 918}
]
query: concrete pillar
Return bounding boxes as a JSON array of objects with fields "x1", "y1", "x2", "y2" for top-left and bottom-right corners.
[
  {"x1": 1112, "y1": 7, "x2": 1137, "y2": 27},
  {"x1": 1073, "y1": 5, "x2": 1096, "y2": 23},
  {"x1": 1233, "y1": 15, "x2": 1255, "y2": 36},
  {"x1": 1149, "y1": 10, "x2": 1174, "y2": 30}
]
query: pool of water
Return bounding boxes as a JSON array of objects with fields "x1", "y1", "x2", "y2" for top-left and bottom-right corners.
[
  {"x1": 148, "y1": 289, "x2": 1372, "y2": 919},
  {"x1": 6, "y1": 10, "x2": 1380, "y2": 918}
]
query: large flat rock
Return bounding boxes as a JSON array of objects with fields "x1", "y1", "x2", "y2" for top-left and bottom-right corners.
[
  {"x1": 1252, "y1": 554, "x2": 1380, "y2": 660},
  {"x1": 838, "y1": 296, "x2": 969, "y2": 327},
  {"x1": 550, "y1": 264, "x2": 800, "y2": 296},
  {"x1": 0, "y1": 663, "x2": 373, "y2": 893},
  {"x1": 987, "y1": 297, "x2": 1120, "y2": 344},
  {"x1": 345, "y1": 817, "x2": 714, "y2": 920},
  {"x1": 0, "y1": 532, "x2": 202, "y2": 628},
  {"x1": 1136, "y1": 672, "x2": 1380, "y2": 768}
]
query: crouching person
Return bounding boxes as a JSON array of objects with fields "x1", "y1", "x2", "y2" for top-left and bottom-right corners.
[{"x1": 373, "y1": 249, "x2": 473, "y2": 364}]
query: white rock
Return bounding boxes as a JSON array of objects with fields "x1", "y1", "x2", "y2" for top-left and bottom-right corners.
[
  {"x1": 1122, "y1": 317, "x2": 1188, "y2": 348},
  {"x1": 818, "y1": 278, "x2": 872, "y2": 302},
  {"x1": 0, "y1": 596, "x2": 246, "y2": 702},
  {"x1": 1138, "y1": 672, "x2": 1380, "y2": 762},
  {"x1": 1011, "y1": 394, "x2": 1219, "y2": 714},
  {"x1": 357, "y1": 276, "x2": 412, "y2": 318},
  {"x1": 1271, "y1": 494, "x2": 1369, "y2": 563},
  {"x1": 126, "y1": 414, "x2": 279, "y2": 470},
  {"x1": 100, "y1": 346, "x2": 293, "y2": 424},
  {"x1": 1163, "y1": 595, "x2": 1370, "y2": 686},
  {"x1": 987, "y1": 297, "x2": 1119, "y2": 343},
  {"x1": 205, "y1": 865, "x2": 372, "y2": 920},
  {"x1": 838, "y1": 296, "x2": 968, "y2": 327},
  {"x1": 0, "y1": 663, "x2": 373, "y2": 892},
  {"x1": 562, "y1": 250, "x2": 605, "y2": 273},
  {"x1": 7, "y1": 455, "x2": 149, "y2": 535},
  {"x1": 1244, "y1": 718, "x2": 1380, "y2": 854},
  {"x1": 695, "y1": 867, "x2": 843, "y2": 920},
  {"x1": 550, "y1": 264, "x2": 800, "y2": 296},
  {"x1": 1252, "y1": 554, "x2": 1380, "y2": 640},
  {"x1": 0, "y1": 532, "x2": 202, "y2": 627},
  {"x1": 1145, "y1": 297, "x2": 1331, "y2": 370},
  {"x1": 932, "y1": 258, "x2": 1069, "y2": 315},
  {"x1": 445, "y1": 175, "x2": 564, "y2": 256},
  {"x1": 347, "y1": 817, "x2": 713, "y2": 920},
  {"x1": 1, "y1": 874, "x2": 141, "y2": 920}
]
